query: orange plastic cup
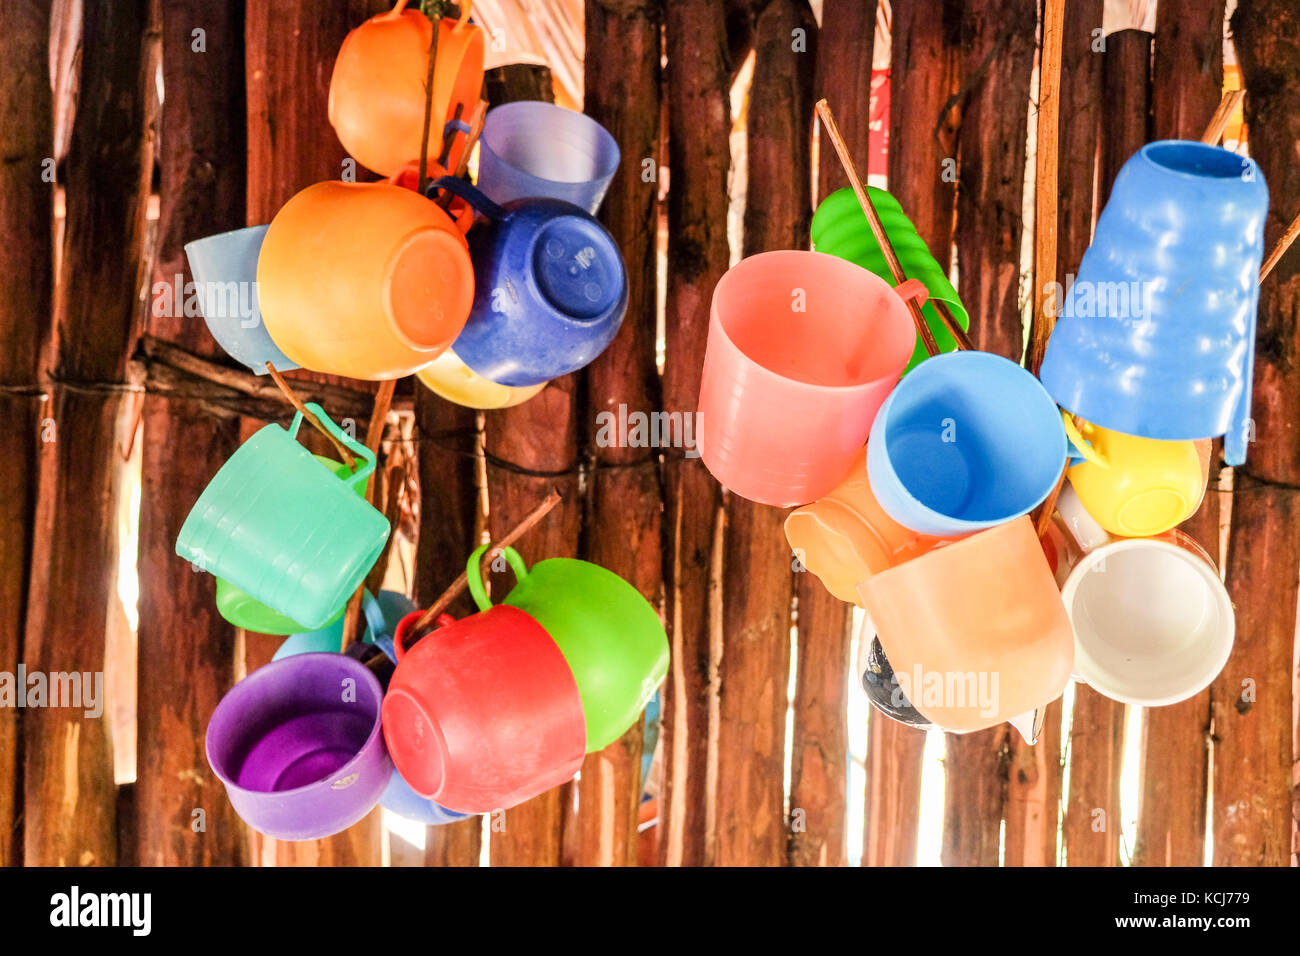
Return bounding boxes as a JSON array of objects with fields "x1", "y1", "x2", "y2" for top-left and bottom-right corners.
[
  {"x1": 696, "y1": 250, "x2": 921, "y2": 507},
  {"x1": 857, "y1": 516, "x2": 1074, "y2": 733},
  {"x1": 257, "y1": 178, "x2": 475, "y2": 380},
  {"x1": 784, "y1": 451, "x2": 950, "y2": 605},
  {"x1": 328, "y1": 0, "x2": 486, "y2": 177}
]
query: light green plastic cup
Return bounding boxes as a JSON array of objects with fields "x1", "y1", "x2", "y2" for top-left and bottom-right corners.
[
  {"x1": 811, "y1": 185, "x2": 971, "y2": 373},
  {"x1": 177, "y1": 403, "x2": 390, "y2": 631},
  {"x1": 467, "y1": 544, "x2": 669, "y2": 753},
  {"x1": 213, "y1": 454, "x2": 363, "y2": 634}
]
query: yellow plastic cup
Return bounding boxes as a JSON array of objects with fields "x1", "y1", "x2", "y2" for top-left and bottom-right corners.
[
  {"x1": 415, "y1": 348, "x2": 546, "y2": 409},
  {"x1": 1064, "y1": 415, "x2": 1208, "y2": 538}
]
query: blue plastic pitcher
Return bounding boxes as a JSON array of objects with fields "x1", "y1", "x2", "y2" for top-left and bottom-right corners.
[
  {"x1": 431, "y1": 176, "x2": 628, "y2": 387},
  {"x1": 867, "y1": 351, "x2": 1067, "y2": 536},
  {"x1": 1039, "y1": 140, "x2": 1267, "y2": 466}
]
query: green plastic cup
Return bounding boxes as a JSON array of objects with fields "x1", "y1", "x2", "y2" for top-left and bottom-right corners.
[
  {"x1": 177, "y1": 403, "x2": 390, "y2": 631},
  {"x1": 811, "y1": 185, "x2": 970, "y2": 373},
  {"x1": 467, "y1": 544, "x2": 669, "y2": 753},
  {"x1": 213, "y1": 454, "x2": 363, "y2": 634}
]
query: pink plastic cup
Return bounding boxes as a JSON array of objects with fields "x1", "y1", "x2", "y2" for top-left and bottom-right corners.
[{"x1": 696, "y1": 250, "x2": 922, "y2": 507}]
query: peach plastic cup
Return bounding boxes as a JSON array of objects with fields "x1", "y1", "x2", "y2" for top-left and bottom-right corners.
[
  {"x1": 784, "y1": 451, "x2": 951, "y2": 605},
  {"x1": 857, "y1": 516, "x2": 1074, "y2": 733},
  {"x1": 696, "y1": 250, "x2": 921, "y2": 508}
]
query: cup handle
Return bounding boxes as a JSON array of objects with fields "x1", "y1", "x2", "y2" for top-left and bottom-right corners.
[
  {"x1": 452, "y1": 0, "x2": 473, "y2": 28},
  {"x1": 393, "y1": 609, "x2": 456, "y2": 662},
  {"x1": 1056, "y1": 482, "x2": 1111, "y2": 554},
  {"x1": 360, "y1": 590, "x2": 386, "y2": 642},
  {"x1": 892, "y1": 278, "x2": 929, "y2": 310},
  {"x1": 380, "y1": 0, "x2": 411, "y2": 21},
  {"x1": 426, "y1": 175, "x2": 508, "y2": 232},
  {"x1": 1061, "y1": 412, "x2": 1108, "y2": 469},
  {"x1": 288, "y1": 402, "x2": 376, "y2": 492},
  {"x1": 466, "y1": 542, "x2": 530, "y2": 612}
]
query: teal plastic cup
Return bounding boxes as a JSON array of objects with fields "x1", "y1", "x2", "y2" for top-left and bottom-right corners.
[{"x1": 176, "y1": 403, "x2": 391, "y2": 630}]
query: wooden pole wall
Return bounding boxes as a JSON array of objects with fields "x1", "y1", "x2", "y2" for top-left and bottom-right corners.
[
  {"x1": 134, "y1": 0, "x2": 249, "y2": 867},
  {"x1": 1061, "y1": 27, "x2": 1150, "y2": 869},
  {"x1": 942, "y1": 0, "x2": 1036, "y2": 867},
  {"x1": 659, "y1": 0, "x2": 731, "y2": 867},
  {"x1": 710, "y1": 0, "x2": 814, "y2": 868},
  {"x1": 1214, "y1": 0, "x2": 1299, "y2": 867},
  {"x1": 1133, "y1": 0, "x2": 1227, "y2": 869},
  {"x1": 571, "y1": 0, "x2": 663, "y2": 868},
  {"x1": 413, "y1": 392, "x2": 483, "y2": 867},
  {"x1": 813, "y1": 0, "x2": 876, "y2": 200},
  {"x1": 862, "y1": 0, "x2": 959, "y2": 869},
  {"x1": 22, "y1": 0, "x2": 158, "y2": 866},
  {"x1": 242, "y1": 0, "x2": 390, "y2": 866},
  {"x1": 0, "y1": 0, "x2": 54, "y2": 868}
]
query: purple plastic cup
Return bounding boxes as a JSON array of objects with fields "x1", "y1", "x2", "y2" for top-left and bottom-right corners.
[
  {"x1": 475, "y1": 101, "x2": 620, "y2": 215},
  {"x1": 206, "y1": 653, "x2": 392, "y2": 841}
]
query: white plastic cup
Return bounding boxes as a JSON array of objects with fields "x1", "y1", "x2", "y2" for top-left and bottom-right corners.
[{"x1": 1045, "y1": 484, "x2": 1234, "y2": 706}]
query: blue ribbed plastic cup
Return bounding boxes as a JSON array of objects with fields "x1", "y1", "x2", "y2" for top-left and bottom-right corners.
[
  {"x1": 1040, "y1": 140, "x2": 1268, "y2": 465},
  {"x1": 475, "y1": 101, "x2": 620, "y2": 215},
  {"x1": 184, "y1": 225, "x2": 299, "y2": 374}
]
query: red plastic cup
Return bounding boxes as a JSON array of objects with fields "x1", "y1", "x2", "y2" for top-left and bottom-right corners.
[
  {"x1": 696, "y1": 250, "x2": 922, "y2": 507},
  {"x1": 381, "y1": 608, "x2": 586, "y2": 814}
]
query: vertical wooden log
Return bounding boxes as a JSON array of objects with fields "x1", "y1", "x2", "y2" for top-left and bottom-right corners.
[
  {"x1": 790, "y1": 0, "x2": 862, "y2": 872},
  {"x1": 484, "y1": 384, "x2": 580, "y2": 867},
  {"x1": 0, "y1": 0, "x2": 53, "y2": 868},
  {"x1": 1152, "y1": 0, "x2": 1227, "y2": 148},
  {"x1": 1060, "y1": 27, "x2": 1150, "y2": 869},
  {"x1": 22, "y1": 0, "x2": 157, "y2": 866},
  {"x1": 953, "y1": 0, "x2": 1035, "y2": 362},
  {"x1": 659, "y1": 0, "x2": 731, "y2": 867},
  {"x1": 709, "y1": 0, "x2": 813, "y2": 869},
  {"x1": 1134, "y1": 3, "x2": 1226, "y2": 869},
  {"x1": 813, "y1": 0, "x2": 876, "y2": 199},
  {"x1": 413, "y1": 394, "x2": 483, "y2": 867},
  {"x1": 476, "y1": 66, "x2": 579, "y2": 869},
  {"x1": 1211, "y1": 0, "x2": 1299, "y2": 867},
  {"x1": 134, "y1": 0, "x2": 249, "y2": 867},
  {"x1": 568, "y1": 0, "x2": 663, "y2": 868},
  {"x1": 941, "y1": 0, "x2": 1035, "y2": 866},
  {"x1": 243, "y1": 0, "x2": 391, "y2": 866},
  {"x1": 862, "y1": 717, "x2": 926, "y2": 866},
  {"x1": 861, "y1": 0, "x2": 961, "y2": 869}
]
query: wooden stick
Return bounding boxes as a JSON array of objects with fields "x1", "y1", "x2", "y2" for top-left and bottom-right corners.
[
  {"x1": 340, "y1": 377, "x2": 398, "y2": 651},
  {"x1": 406, "y1": 488, "x2": 562, "y2": 641},
  {"x1": 1259, "y1": 206, "x2": 1300, "y2": 282},
  {"x1": 454, "y1": 98, "x2": 488, "y2": 179},
  {"x1": 416, "y1": 6, "x2": 443, "y2": 193},
  {"x1": 1027, "y1": 0, "x2": 1065, "y2": 377},
  {"x1": 264, "y1": 362, "x2": 356, "y2": 469},
  {"x1": 934, "y1": 299, "x2": 976, "y2": 352},
  {"x1": 815, "y1": 98, "x2": 941, "y2": 356},
  {"x1": 1200, "y1": 88, "x2": 1244, "y2": 146}
]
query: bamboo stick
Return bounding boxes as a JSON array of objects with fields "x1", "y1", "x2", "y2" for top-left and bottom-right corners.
[
  {"x1": 264, "y1": 362, "x2": 357, "y2": 469},
  {"x1": 1200, "y1": 88, "x2": 1244, "y2": 145},
  {"x1": 1259, "y1": 206, "x2": 1300, "y2": 282},
  {"x1": 815, "y1": 99, "x2": 941, "y2": 356}
]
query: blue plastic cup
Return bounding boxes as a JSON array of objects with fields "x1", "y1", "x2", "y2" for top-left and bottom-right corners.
[
  {"x1": 866, "y1": 351, "x2": 1067, "y2": 536},
  {"x1": 430, "y1": 176, "x2": 628, "y2": 387},
  {"x1": 183, "y1": 225, "x2": 299, "y2": 374},
  {"x1": 475, "y1": 101, "x2": 620, "y2": 215},
  {"x1": 1039, "y1": 140, "x2": 1268, "y2": 466}
]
